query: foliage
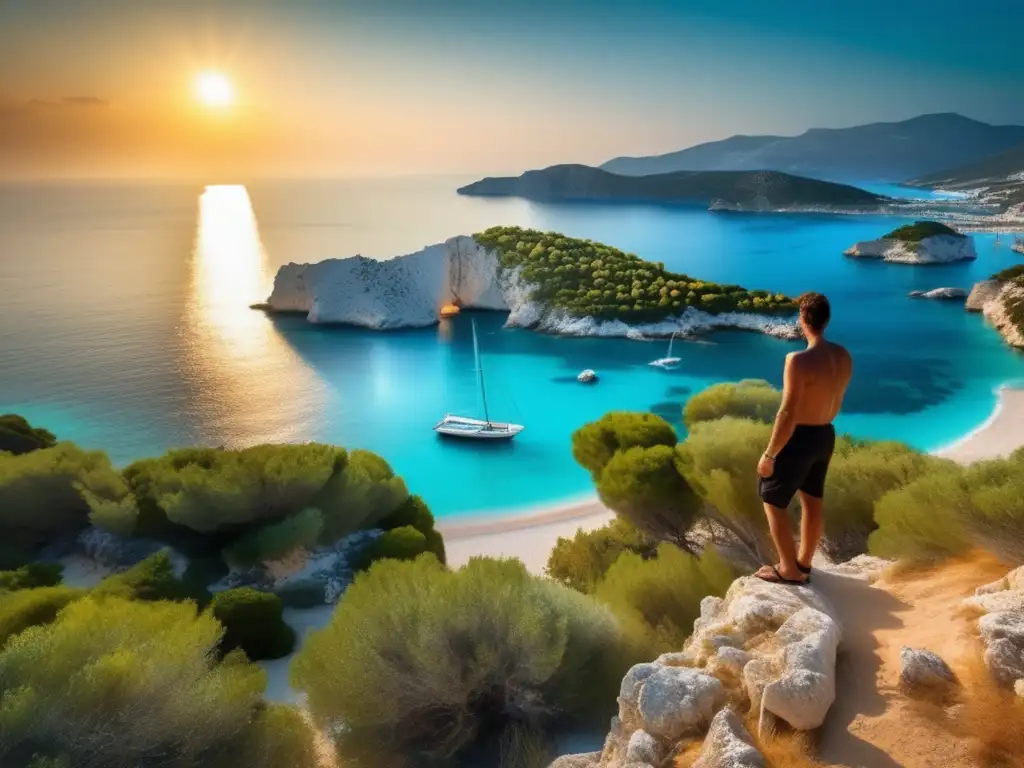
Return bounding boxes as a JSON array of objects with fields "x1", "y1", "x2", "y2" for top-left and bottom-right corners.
[
  {"x1": 991, "y1": 264, "x2": 1024, "y2": 283},
  {"x1": 0, "y1": 443, "x2": 136, "y2": 559},
  {"x1": 0, "y1": 586, "x2": 85, "y2": 647},
  {"x1": 546, "y1": 517, "x2": 656, "y2": 593},
  {"x1": 598, "y1": 445, "x2": 703, "y2": 552},
  {"x1": 593, "y1": 545, "x2": 734, "y2": 652},
  {"x1": 292, "y1": 555, "x2": 632, "y2": 767},
  {"x1": 120, "y1": 444, "x2": 410, "y2": 562},
  {"x1": 884, "y1": 220, "x2": 961, "y2": 242},
  {"x1": 821, "y1": 440, "x2": 946, "y2": 561},
  {"x1": 0, "y1": 596, "x2": 316, "y2": 768},
  {"x1": 0, "y1": 414, "x2": 56, "y2": 456},
  {"x1": 475, "y1": 226, "x2": 794, "y2": 324},
  {"x1": 0, "y1": 562, "x2": 63, "y2": 593},
  {"x1": 210, "y1": 587, "x2": 296, "y2": 661},
  {"x1": 356, "y1": 526, "x2": 432, "y2": 569},
  {"x1": 93, "y1": 550, "x2": 210, "y2": 606},
  {"x1": 675, "y1": 417, "x2": 776, "y2": 563},
  {"x1": 870, "y1": 450, "x2": 1024, "y2": 565},
  {"x1": 682, "y1": 379, "x2": 781, "y2": 428},
  {"x1": 223, "y1": 507, "x2": 323, "y2": 567},
  {"x1": 571, "y1": 411, "x2": 678, "y2": 479},
  {"x1": 377, "y1": 493, "x2": 446, "y2": 564}
]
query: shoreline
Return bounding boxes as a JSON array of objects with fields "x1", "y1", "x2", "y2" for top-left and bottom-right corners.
[{"x1": 444, "y1": 384, "x2": 1024, "y2": 573}]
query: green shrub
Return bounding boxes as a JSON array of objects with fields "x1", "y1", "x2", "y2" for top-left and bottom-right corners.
[
  {"x1": 682, "y1": 379, "x2": 781, "y2": 428},
  {"x1": 571, "y1": 411, "x2": 678, "y2": 479},
  {"x1": 992, "y1": 264, "x2": 1024, "y2": 283},
  {"x1": 594, "y1": 545, "x2": 735, "y2": 652},
  {"x1": 93, "y1": 550, "x2": 210, "y2": 605},
  {"x1": 0, "y1": 414, "x2": 56, "y2": 455},
  {"x1": 0, "y1": 596, "x2": 315, "y2": 768},
  {"x1": 292, "y1": 555, "x2": 632, "y2": 766},
  {"x1": 359, "y1": 526, "x2": 431, "y2": 566},
  {"x1": 377, "y1": 494, "x2": 446, "y2": 564},
  {"x1": 546, "y1": 517, "x2": 656, "y2": 593},
  {"x1": 0, "y1": 443, "x2": 136, "y2": 557},
  {"x1": 675, "y1": 417, "x2": 775, "y2": 564},
  {"x1": 0, "y1": 586, "x2": 84, "y2": 647},
  {"x1": 475, "y1": 226, "x2": 794, "y2": 323},
  {"x1": 885, "y1": 220, "x2": 961, "y2": 242},
  {"x1": 223, "y1": 507, "x2": 323, "y2": 567},
  {"x1": 0, "y1": 562, "x2": 63, "y2": 592},
  {"x1": 210, "y1": 587, "x2": 296, "y2": 661},
  {"x1": 821, "y1": 441, "x2": 946, "y2": 560},
  {"x1": 598, "y1": 444, "x2": 702, "y2": 552}
]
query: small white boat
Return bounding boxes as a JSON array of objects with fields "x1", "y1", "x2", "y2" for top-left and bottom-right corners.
[
  {"x1": 434, "y1": 319, "x2": 524, "y2": 440},
  {"x1": 649, "y1": 332, "x2": 682, "y2": 370},
  {"x1": 577, "y1": 369, "x2": 598, "y2": 383}
]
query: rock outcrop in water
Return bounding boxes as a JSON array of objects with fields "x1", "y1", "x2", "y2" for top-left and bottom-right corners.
[
  {"x1": 845, "y1": 221, "x2": 977, "y2": 264},
  {"x1": 966, "y1": 274, "x2": 1024, "y2": 348},
  {"x1": 908, "y1": 287, "x2": 968, "y2": 300},
  {"x1": 261, "y1": 235, "x2": 801, "y2": 341}
]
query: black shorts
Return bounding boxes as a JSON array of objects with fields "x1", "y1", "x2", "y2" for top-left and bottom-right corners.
[{"x1": 758, "y1": 423, "x2": 836, "y2": 508}]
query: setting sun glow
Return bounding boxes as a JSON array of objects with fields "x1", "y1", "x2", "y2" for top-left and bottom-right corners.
[{"x1": 195, "y1": 72, "x2": 234, "y2": 108}]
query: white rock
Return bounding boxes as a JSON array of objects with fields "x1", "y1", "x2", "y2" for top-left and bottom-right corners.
[
  {"x1": 1007, "y1": 566, "x2": 1024, "y2": 592},
  {"x1": 978, "y1": 611, "x2": 1024, "y2": 646},
  {"x1": 620, "y1": 663, "x2": 660, "y2": 705},
  {"x1": 1015, "y1": 679, "x2": 1024, "y2": 698},
  {"x1": 708, "y1": 646, "x2": 754, "y2": 676},
  {"x1": 636, "y1": 666, "x2": 726, "y2": 741},
  {"x1": 820, "y1": 555, "x2": 892, "y2": 583},
  {"x1": 975, "y1": 576, "x2": 1010, "y2": 595},
  {"x1": 547, "y1": 752, "x2": 600, "y2": 768},
  {"x1": 899, "y1": 646, "x2": 959, "y2": 698},
  {"x1": 264, "y1": 235, "x2": 801, "y2": 340},
  {"x1": 624, "y1": 729, "x2": 664, "y2": 765},
  {"x1": 963, "y1": 590, "x2": 1024, "y2": 615},
  {"x1": 908, "y1": 287, "x2": 968, "y2": 300},
  {"x1": 693, "y1": 708, "x2": 765, "y2": 768},
  {"x1": 981, "y1": 281, "x2": 1024, "y2": 349},
  {"x1": 655, "y1": 651, "x2": 695, "y2": 667},
  {"x1": 721, "y1": 576, "x2": 836, "y2": 636},
  {"x1": 701, "y1": 595, "x2": 727, "y2": 624},
  {"x1": 984, "y1": 637, "x2": 1024, "y2": 686},
  {"x1": 844, "y1": 234, "x2": 977, "y2": 264},
  {"x1": 966, "y1": 279, "x2": 1005, "y2": 312},
  {"x1": 761, "y1": 609, "x2": 842, "y2": 730}
]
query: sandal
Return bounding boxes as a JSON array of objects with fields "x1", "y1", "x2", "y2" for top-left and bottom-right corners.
[
  {"x1": 797, "y1": 561, "x2": 812, "y2": 582},
  {"x1": 755, "y1": 565, "x2": 809, "y2": 586}
]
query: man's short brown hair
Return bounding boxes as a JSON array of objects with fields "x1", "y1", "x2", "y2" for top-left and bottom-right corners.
[{"x1": 798, "y1": 292, "x2": 830, "y2": 332}]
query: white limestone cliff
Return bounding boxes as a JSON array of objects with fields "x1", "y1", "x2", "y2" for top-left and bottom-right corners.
[
  {"x1": 263, "y1": 235, "x2": 801, "y2": 340},
  {"x1": 844, "y1": 234, "x2": 977, "y2": 264},
  {"x1": 966, "y1": 278, "x2": 1024, "y2": 348}
]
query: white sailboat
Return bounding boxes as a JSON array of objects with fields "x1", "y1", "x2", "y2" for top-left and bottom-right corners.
[
  {"x1": 649, "y1": 332, "x2": 682, "y2": 370},
  {"x1": 434, "y1": 319, "x2": 524, "y2": 440}
]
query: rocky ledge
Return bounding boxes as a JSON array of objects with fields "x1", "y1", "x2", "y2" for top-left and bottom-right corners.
[
  {"x1": 845, "y1": 234, "x2": 976, "y2": 264},
  {"x1": 550, "y1": 573, "x2": 846, "y2": 768},
  {"x1": 965, "y1": 565, "x2": 1024, "y2": 693},
  {"x1": 259, "y1": 235, "x2": 801, "y2": 341},
  {"x1": 908, "y1": 287, "x2": 968, "y2": 300},
  {"x1": 966, "y1": 277, "x2": 1024, "y2": 348}
]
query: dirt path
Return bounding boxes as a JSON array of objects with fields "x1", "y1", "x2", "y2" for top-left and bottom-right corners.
[{"x1": 813, "y1": 555, "x2": 1009, "y2": 768}]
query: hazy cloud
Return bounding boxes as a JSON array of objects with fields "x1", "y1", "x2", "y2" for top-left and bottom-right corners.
[{"x1": 1, "y1": 95, "x2": 109, "y2": 116}]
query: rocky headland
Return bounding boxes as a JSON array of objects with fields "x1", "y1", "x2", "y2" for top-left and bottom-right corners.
[
  {"x1": 966, "y1": 268, "x2": 1024, "y2": 348},
  {"x1": 845, "y1": 221, "x2": 976, "y2": 264},
  {"x1": 259, "y1": 228, "x2": 802, "y2": 341}
]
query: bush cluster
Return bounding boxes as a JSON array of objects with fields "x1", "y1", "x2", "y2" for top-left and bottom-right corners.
[
  {"x1": 0, "y1": 596, "x2": 316, "y2": 768},
  {"x1": 93, "y1": 550, "x2": 211, "y2": 605},
  {"x1": 546, "y1": 517, "x2": 656, "y2": 593},
  {"x1": 682, "y1": 379, "x2": 781, "y2": 428},
  {"x1": 210, "y1": 587, "x2": 296, "y2": 661},
  {"x1": 292, "y1": 555, "x2": 635, "y2": 767},
  {"x1": 0, "y1": 585, "x2": 85, "y2": 647},
  {"x1": 474, "y1": 226, "x2": 794, "y2": 323},
  {"x1": 0, "y1": 414, "x2": 56, "y2": 456},
  {"x1": 0, "y1": 562, "x2": 63, "y2": 592},
  {"x1": 884, "y1": 220, "x2": 961, "y2": 242}
]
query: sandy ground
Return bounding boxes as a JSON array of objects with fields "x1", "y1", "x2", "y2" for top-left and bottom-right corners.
[{"x1": 816, "y1": 554, "x2": 1011, "y2": 768}]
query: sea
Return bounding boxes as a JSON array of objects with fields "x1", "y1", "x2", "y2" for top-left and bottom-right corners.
[{"x1": 2, "y1": 177, "x2": 1023, "y2": 519}]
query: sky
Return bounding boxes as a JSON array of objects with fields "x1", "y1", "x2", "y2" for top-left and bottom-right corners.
[{"x1": 1, "y1": 0, "x2": 1022, "y2": 179}]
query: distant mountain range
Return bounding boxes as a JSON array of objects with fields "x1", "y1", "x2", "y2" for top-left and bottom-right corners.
[
  {"x1": 909, "y1": 141, "x2": 1024, "y2": 208},
  {"x1": 600, "y1": 113, "x2": 1024, "y2": 182},
  {"x1": 457, "y1": 166, "x2": 887, "y2": 211}
]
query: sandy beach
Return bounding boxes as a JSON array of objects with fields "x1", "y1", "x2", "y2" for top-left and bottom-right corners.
[{"x1": 935, "y1": 385, "x2": 1024, "y2": 464}]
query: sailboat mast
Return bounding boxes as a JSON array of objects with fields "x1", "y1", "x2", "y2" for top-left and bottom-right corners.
[
  {"x1": 472, "y1": 319, "x2": 491, "y2": 424},
  {"x1": 668, "y1": 332, "x2": 675, "y2": 357}
]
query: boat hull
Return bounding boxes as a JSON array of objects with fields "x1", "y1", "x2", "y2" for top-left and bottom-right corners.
[
  {"x1": 649, "y1": 357, "x2": 682, "y2": 370},
  {"x1": 433, "y1": 415, "x2": 524, "y2": 440}
]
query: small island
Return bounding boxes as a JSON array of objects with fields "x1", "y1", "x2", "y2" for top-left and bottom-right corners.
[
  {"x1": 844, "y1": 221, "x2": 977, "y2": 264},
  {"x1": 966, "y1": 264, "x2": 1024, "y2": 348},
  {"x1": 261, "y1": 227, "x2": 800, "y2": 340},
  {"x1": 457, "y1": 165, "x2": 888, "y2": 212}
]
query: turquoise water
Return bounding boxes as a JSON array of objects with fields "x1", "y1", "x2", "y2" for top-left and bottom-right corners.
[{"x1": 1, "y1": 178, "x2": 1023, "y2": 518}]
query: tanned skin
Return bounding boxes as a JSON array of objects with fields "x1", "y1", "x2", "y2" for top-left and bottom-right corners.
[{"x1": 754, "y1": 309, "x2": 852, "y2": 583}]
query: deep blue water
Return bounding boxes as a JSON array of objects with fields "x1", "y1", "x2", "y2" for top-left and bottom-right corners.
[{"x1": 1, "y1": 178, "x2": 1023, "y2": 518}]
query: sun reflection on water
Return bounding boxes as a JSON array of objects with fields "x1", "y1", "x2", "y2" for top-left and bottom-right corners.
[{"x1": 184, "y1": 185, "x2": 326, "y2": 445}]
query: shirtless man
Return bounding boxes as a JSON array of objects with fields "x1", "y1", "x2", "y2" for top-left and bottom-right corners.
[{"x1": 755, "y1": 292, "x2": 852, "y2": 585}]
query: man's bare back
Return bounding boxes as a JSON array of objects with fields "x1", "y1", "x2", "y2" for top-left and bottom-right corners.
[{"x1": 786, "y1": 341, "x2": 852, "y2": 426}]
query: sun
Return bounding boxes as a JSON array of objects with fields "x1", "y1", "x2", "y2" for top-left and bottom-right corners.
[{"x1": 195, "y1": 71, "x2": 234, "y2": 108}]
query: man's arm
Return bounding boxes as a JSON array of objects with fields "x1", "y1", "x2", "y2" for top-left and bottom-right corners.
[{"x1": 764, "y1": 353, "x2": 801, "y2": 458}]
